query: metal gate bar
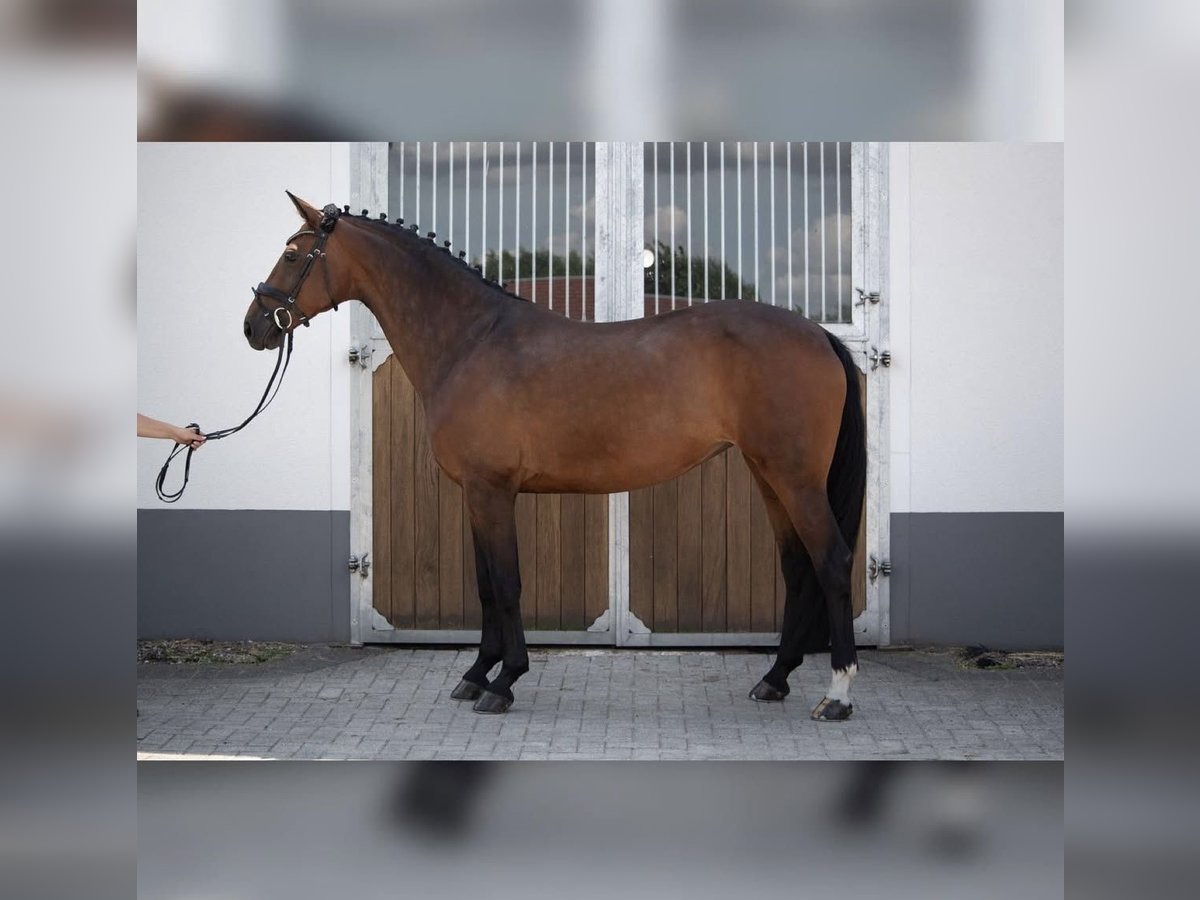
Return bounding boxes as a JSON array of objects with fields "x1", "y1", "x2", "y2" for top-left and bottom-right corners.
[
  {"x1": 392, "y1": 142, "x2": 599, "y2": 316},
  {"x1": 642, "y1": 143, "x2": 855, "y2": 328}
]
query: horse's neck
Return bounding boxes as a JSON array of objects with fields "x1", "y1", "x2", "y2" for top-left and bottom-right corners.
[{"x1": 355, "y1": 233, "x2": 496, "y2": 398}]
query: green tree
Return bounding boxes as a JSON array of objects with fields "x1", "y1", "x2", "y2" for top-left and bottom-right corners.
[
  {"x1": 480, "y1": 248, "x2": 594, "y2": 282},
  {"x1": 644, "y1": 241, "x2": 756, "y2": 301},
  {"x1": 477, "y1": 243, "x2": 755, "y2": 303}
]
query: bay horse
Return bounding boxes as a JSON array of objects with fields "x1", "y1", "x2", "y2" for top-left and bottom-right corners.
[{"x1": 244, "y1": 194, "x2": 866, "y2": 720}]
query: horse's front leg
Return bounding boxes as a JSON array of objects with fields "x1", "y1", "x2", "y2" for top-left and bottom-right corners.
[
  {"x1": 463, "y1": 482, "x2": 528, "y2": 714},
  {"x1": 449, "y1": 529, "x2": 504, "y2": 702}
]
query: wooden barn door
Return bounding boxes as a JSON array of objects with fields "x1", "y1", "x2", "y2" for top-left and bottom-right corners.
[
  {"x1": 350, "y1": 142, "x2": 888, "y2": 647},
  {"x1": 623, "y1": 143, "x2": 888, "y2": 647},
  {"x1": 350, "y1": 142, "x2": 613, "y2": 644},
  {"x1": 368, "y1": 356, "x2": 609, "y2": 640}
]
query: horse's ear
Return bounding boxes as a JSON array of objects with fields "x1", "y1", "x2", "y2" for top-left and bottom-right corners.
[{"x1": 285, "y1": 190, "x2": 321, "y2": 227}]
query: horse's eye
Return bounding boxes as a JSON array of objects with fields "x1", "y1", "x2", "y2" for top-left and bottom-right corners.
[{"x1": 284, "y1": 249, "x2": 298, "y2": 262}]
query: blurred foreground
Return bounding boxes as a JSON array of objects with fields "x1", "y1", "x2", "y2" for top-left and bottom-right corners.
[
  {"x1": 137, "y1": 0, "x2": 1062, "y2": 140},
  {"x1": 137, "y1": 761, "x2": 1062, "y2": 900}
]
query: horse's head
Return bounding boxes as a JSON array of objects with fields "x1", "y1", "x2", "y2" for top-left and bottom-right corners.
[{"x1": 243, "y1": 192, "x2": 351, "y2": 350}]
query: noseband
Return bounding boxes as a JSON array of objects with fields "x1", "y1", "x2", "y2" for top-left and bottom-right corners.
[
  {"x1": 252, "y1": 203, "x2": 343, "y2": 329},
  {"x1": 156, "y1": 204, "x2": 342, "y2": 503}
]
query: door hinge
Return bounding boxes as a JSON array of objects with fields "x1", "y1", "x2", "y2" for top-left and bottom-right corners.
[
  {"x1": 348, "y1": 553, "x2": 370, "y2": 577},
  {"x1": 869, "y1": 346, "x2": 892, "y2": 370},
  {"x1": 868, "y1": 555, "x2": 892, "y2": 582},
  {"x1": 855, "y1": 287, "x2": 881, "y2": 306},
  {"x1": 348, "y1": 344, "x2": 372, "y2": 368}
]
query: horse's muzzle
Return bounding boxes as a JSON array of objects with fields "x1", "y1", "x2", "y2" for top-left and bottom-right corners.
[{"x1": 243, "y1": 315, "x2": 279, "y2": 351}]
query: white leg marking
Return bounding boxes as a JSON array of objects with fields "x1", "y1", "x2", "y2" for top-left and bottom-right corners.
[{"x1": 826, "y1": 663, "x2": 857, "y2": 703}]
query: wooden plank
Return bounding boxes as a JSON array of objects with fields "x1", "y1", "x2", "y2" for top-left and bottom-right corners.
[
  {"x1": 700, "y1": 452, "x2": 727, "y2": 632},
  {"x1": 676, "y1": 465, "x2": 703, "y2": 632},
  {"x1": 750, "y1": 475, "x2": 777, "y2": 632},
  {"x1": 725, "y1": 450, "x2": 753, "y2": 631},
  {"x1": 438, "y1": 471, "x2": 464, "y2": 628},
  {"x1": 583, "y1": 493, "x2": 608, "y2": 626},
  {"x1": 652, "y1": 479, "x2": 678, "y2": 632},
  {"x1": 412, "y1": 399, "x2": 440, "y2": 629},
  {"x1": 462, "y1": 493, "x2": 481, "y2": 630},
  {"x1": 515, "y1": 492, "x2": 538, "y2": 631},
  {"x1": 390, "y1": 360, "x2": 417, "y2": 629},
  {"x1": 371, "y1": 359, "x2": 392, "y2": 625},
  {"x1": 535, "y1": 494, "x2": 562, "y2": 630},
  {"x1": 559, "y1": 494, "x2": 587, "y2": 630},
  {"x1": 628, "y1": 486, "x2": 654, "y2": 629}
]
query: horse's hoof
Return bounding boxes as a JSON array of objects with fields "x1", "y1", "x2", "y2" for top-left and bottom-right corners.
[
  {"x1": 472, "y1": 690, "x2": 513, "y2": 715},
  {"x1": 749, "y1": 679, "x2": 789, "y2": 702},
  {"x1": 810, "y1": 698, "x2": 853, "y2": 721},
  {"x1": 450, "y1": 679, "x2": 485, "y2": 701}
]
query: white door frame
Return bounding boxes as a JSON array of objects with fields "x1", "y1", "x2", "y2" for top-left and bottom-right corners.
[
  {"x1": 347, "y1": 142, "x2": 387, "y2": 647},
  {"x1": 348, "y1": 142, "x2": 890, "y2": 647}
]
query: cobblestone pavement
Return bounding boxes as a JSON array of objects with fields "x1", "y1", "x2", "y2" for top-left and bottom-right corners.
[{"x1": 136, "y1": 646, "x2": 1063, "y2": 760}]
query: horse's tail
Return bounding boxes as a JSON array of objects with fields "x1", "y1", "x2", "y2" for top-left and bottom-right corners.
[
  {"x1": 824, "y1": 331, "x2": 867, "y2": 552},
  {"x1": 786, "y1": 331, "x2": 868, "y2": 656}
]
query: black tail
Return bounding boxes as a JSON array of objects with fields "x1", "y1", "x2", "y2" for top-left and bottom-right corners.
[
  {"x1": 793, "y1": 332, "x2": 868, "y2": 655},
  {"x1": 824, "y1": 331, "x2": 867, "y2": 552}
]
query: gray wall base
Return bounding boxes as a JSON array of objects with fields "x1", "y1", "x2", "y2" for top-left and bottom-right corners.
[
  {"x1": 138, "y1": 510, "x2": 350, "y2": 642},
  {"x1": 890, "y1": 512, "x2": 1063, "y2": 650},
  {"x1": 138, "y1": 509, "x2": 1062, "y2": 649}
]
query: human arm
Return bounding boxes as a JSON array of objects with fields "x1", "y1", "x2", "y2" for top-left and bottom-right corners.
[{"x1": 137, "y1": 414, "x2": 205, "y2": 448}]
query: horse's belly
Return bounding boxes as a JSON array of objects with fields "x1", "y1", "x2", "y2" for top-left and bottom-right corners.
[{"x1": 519, "y1": 432, "x2": 727, "y2": 494}]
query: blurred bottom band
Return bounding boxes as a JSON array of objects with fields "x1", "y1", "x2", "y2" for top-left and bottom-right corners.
[{"x1": 133, "y1": 761, "x2": 1063, "y2": 900}]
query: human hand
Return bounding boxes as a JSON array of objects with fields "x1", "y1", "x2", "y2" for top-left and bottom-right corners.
[{"x1": 173, "y1": 425, "x2": 206, "y2": 449}]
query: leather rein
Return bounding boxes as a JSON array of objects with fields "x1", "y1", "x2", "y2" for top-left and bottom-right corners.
[{"x1": 155, "y1": 204, "x2": 342, "y2": 503}]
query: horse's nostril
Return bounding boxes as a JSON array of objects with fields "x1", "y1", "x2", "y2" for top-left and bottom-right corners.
[{"x1": 244, "y1": 320, "x2": 253, "y2": 339}]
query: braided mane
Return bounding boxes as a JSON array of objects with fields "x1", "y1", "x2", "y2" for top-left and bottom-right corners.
[{"x1": 343, "y1": 205, "x2": 532, "y2": 304}]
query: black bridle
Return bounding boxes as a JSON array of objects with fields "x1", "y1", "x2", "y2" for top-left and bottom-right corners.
[
  {"x1": 251, "y1": 203, "x2": 341, "y2": 329},
  {"x1": 155, "y1": 204, "x2": 342, "y2": 503}
]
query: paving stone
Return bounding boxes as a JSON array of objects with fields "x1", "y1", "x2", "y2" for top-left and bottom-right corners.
[{"x1": 137, "y1": 647, "x2": 1062, "y2": 761}]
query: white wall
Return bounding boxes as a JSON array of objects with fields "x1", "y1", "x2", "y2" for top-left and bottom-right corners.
[
  {"x1": 890, "y1": 142, "x2": 1064, "y2": 513},
  {"x1": 139, "y1": 141, "x2": 1062, "y2": 517},
  {"x1": 137, "y1": 143, "x2": 351, "y2": 510}
]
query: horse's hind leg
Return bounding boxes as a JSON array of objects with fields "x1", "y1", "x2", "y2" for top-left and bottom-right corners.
[
  {"x1": 767, "y1": 477, "x2": 858, "y2": 721},
  {"x1": 464, "y1": 482, "x2": 529, "y2": 714},
  {"x1": 449, "y1": 530, "x2": 504, "y2": 702},
  {"x1": 745, "y1": 466, "x2": 826, "y2": 703}
]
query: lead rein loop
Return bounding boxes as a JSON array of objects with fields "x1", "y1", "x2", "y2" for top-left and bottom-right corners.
[
  {"x1": 155, "y1": 204, "x2": 339, "y2": 503},
  {"x1": 154, "y1": 328, "x2": 293, "y2": 503}
]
